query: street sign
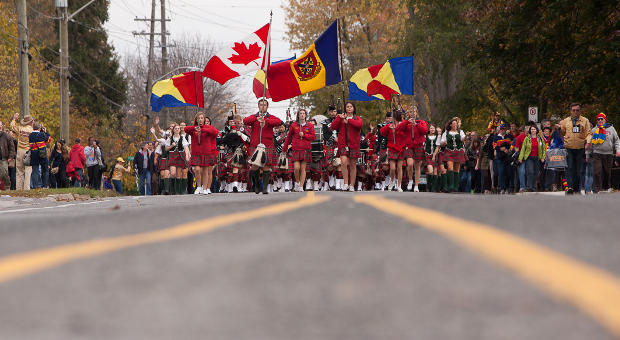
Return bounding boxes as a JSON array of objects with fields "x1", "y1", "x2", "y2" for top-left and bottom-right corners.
[{"x1": 528, "y1": 107, "x2": 539, "y2": 123}]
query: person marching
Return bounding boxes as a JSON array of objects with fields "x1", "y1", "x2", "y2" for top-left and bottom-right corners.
[
  {"x1": 397, "y1": 106, "x2": 429, "y2": 192},
  {"x1": 432, "y1": 126, "x2": 447, "y2": 192},
  {"x1": 184, "y1": 112, "x2": 219, "y2": 195},
  {"x1": 331, "y1": 102, "x2": 364, "y2": 192},
  {"x1": 283, "y1": 109, "x2": 316, "y2": 192},
  {"x1": 243, "y1": 99, "x2": 282, "y2": 194},
  {"x1": 165, "y1": 124, "x2": 190, "y2": 195},
  {"x1": 321, "y1": 105, "x2": 342, "y2": 190},
  {"x1": 380, "y1": 110, "x2": 405, "y2": 191},
  {"x1": 440, "y1": 118, "x2": 467, "y2": 193},
  {"x1": 424, "y1": 124, "x2": 438, "y2": 192},
  {"x1": 178, "y1": 121, "x2": 192, "y2": 193}
]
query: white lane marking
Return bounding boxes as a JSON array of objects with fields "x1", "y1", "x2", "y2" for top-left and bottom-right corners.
[{"x1": 0, "y1": 201, "x2": 103, "y2": 215}]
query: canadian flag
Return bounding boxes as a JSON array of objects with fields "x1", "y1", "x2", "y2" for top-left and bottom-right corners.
[{"x1": 203, "y1": 24, "x2": 271, "y2": 85}]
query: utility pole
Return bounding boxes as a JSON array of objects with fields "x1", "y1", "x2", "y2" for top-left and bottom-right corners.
[
  {"x1": 56, "y1": 0, "x2": 98, "y2": 142},
  {"x1": 16, "y1": 0, "x2": 29, "y2": 120},
  {"x1": 58, "y1": 2, "x2": 69, "y2": 141},
  {"x1": 134, "y1": 0, "x2": 161, "y2": 138}
]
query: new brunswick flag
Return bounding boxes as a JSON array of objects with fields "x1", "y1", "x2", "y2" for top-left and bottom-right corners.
[
  {"x1": 348, "y1": 56, "x2": 414, "y2": 101},
  {"x1": 266, "y1": 20, "x2": 341, "y2": 102}
]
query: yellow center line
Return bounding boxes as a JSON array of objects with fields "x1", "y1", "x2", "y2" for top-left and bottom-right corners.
[
  {"x1": 354, "y1": 195, "x2": 620, "y2": 338},
  {"x1": 0, "y1": 194, "x2": 330, "y2": 284}
]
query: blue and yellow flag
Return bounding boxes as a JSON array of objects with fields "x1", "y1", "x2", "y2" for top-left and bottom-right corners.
[
  {"x1": 348, "y1": 56, "x2": 414, "y2": 101},
  {"x1": 266, "y1": 20, "x2": 341, "y2": 102}
]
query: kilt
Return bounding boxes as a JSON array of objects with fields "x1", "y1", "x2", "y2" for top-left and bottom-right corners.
[
  {"x1": 167, "y1": 151, "x2": 187, "y2": 168},
  {"x1": 158, "y1": 157, "x2": 169, "y2": 171},
  {"x1": 444, "y1": 148, "x2": 467, "y2": 163},
  {"x1": 424, "y1": 153, "x2": 437, "y2": 168},
  {"x1": 337, "y1": 147, "x2": 361, "y2": 159},
  {"x1": 404, "y1": 146, "x2": 425, "y2": 161},
  {"x1": 192, "y1": 154, "x2": 217, "y2": 167},
  {"x1": 291, "y1": 149, "x2": 312, "y2": 163},
  {"x1": 250, "y1": 146, "x2": 278, "y2": 167},
  {"x1": 387, "y1": 149, "x2": 403, "y2": 160},
  {"x1": 378, "y1": 149, "x2": 388, "y2": 164}
]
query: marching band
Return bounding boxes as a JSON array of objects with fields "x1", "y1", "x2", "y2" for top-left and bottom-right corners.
[{"x1": 149, "y1": 98, "x2": 467, "y2": 195}]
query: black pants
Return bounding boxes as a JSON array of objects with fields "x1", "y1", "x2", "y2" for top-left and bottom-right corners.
[
  {"x1": 565, "y1": 148, "x2": 584, "y2": 191},
  {"x1": 87, "y1": 165, "x2": 100, "y2": 189},
  {"x1": 469, "y1": 168, "x2": 482, "y2": 193},
  {"x1": 50, "y1": 167, "x2": 67, "y2": 188}
]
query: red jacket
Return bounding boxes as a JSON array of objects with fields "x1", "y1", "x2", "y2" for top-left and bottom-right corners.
[
  {"x1": 69, "y1": 144, "x2": 86, "y2": 169},
  {"x1": 396, "y1": 119, "x2": 429, "y2": 148},
  {"x1": 331, "y1": 115, "x2": 363, "y2": 150},
  {"x1": 243, "y1": 113, "x2": 282, "y2": 148},
  {"x1": 365, "y1": 132, "x2": 377, "y2": 152},
  {"x1": 184, "y1": 125, "x2": 219, "y2": 155},
  {"x1": 380, "y1": 123, "x2": 405, "y2": 153},
  {"x1": 283, "y1": 122, "x2": 316, "y2": 151}
]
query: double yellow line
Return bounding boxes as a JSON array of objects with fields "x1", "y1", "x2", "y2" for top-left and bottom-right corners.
[
  {"x1": 0, "y1": 191, "x2": 328, "y2": 284},
  {"x1": 355, "y1": 195, "x2": 620, "y2": 338}
]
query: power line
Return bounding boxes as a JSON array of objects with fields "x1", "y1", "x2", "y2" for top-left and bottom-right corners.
[{"x1": 25, "y1": 4, "x2": 61, "y2": 20}]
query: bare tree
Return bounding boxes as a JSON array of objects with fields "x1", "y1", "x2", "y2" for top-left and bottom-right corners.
[{"x1": 121, "y1": 33, "x2": 244, "y2": 131}]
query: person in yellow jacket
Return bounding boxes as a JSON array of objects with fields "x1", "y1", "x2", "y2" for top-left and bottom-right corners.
[
  {"x1": 518, "y1": 125, "x2": 546, "y2": 192},
  {"x1": 10, "y1": 113, "x2": 34, "y2": 190},
  {"x1": 554, "y1": 103, "x2": 593, "y2": 194}
]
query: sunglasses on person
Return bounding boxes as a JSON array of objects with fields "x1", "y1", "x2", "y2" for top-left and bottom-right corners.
[{"x1": 597, "y1": 118, "x2": 605, "y2": 121}]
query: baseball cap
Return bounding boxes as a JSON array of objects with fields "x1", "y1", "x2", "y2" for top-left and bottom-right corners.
[{"x1": 117, "y1": 157, "x2": 125, "y2": 162}]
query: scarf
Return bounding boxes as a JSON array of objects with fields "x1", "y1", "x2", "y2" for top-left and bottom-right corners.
[{"x1": 592, "y1": 123, "x2": 607, "y2": 144}]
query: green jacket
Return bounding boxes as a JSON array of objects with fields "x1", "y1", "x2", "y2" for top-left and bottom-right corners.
[{"x1": 519, "y1": 135, "x2": 546, "y2": 161}]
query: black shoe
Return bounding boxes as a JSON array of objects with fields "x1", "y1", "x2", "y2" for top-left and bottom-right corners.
[
  {"x1": 233, "y1": 186, "x2": 238, "y2": 193},
  {"x1": 566, "y1": 187, "x2": 574, "y2": 195},
  {"x1": 254, "y1": 185, "x2": 260, "y2": 194},
  {"x1": 262, "y1": 188, "x2": 269, "y2": 194}
]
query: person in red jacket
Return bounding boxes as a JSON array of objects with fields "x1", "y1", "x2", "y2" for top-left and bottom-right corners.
[
  {"x1": 69, "y1": 138, "x2": 86, "y2": 187},
  {"x1": 397, "y1": 107, "x2": 429, "y2": 192},
  {"x1": 283, "y1": 109, "x2": 316, "y2": 192},
  {"x1": 380, "y1": 110, "x2": 405, "y2": 192},
  {"x1": 243, "y1": 99, "x2": 282, "y2": 194},
  {"x1": 331, "y1": 102, "x2": 363, "y2": 192},
  {"x1": 184, "y1": 112, "x2": 219, "y2": 195}
]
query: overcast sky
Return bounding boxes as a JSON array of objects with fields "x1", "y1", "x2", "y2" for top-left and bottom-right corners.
[{"x1": 104, "y1": 0, "x2": 297, "y2": 120}]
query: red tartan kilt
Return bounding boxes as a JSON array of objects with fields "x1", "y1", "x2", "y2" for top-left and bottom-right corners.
[
  {"x1": 404, "y1": 146, "x2": 426, "y2": 161},
  {"x1": 249, "y1": 146, "x2": 278, "y2": 166},
  {"x1": 191, "y1": 154, "x2": 217, "y2": 167},
  {"x1": 158, "y1": 157, "x2": 169, "y2": 171},
  {"x1": 291, "y1": 149, "x2": 311, "y2": 163},
  {"x1": 337, "y1": 147, "x2": 361, "y2": 159},
  {"x1": 424, "y1": 153, "x2": 437, "y2": 168},
  {"x1": 167, "y1": 152, "x2": 187, "y2": 168},
  {"x1": 387, "y1": 149, "x2": 403, "y2": 160},
  {"x1": 444, "y1": 149, "x2": 467, "y2": 163}
]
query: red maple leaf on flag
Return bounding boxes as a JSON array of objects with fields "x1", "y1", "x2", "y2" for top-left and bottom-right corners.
[{"x1": 228, "y1": 42, "x2": 262, "y2": 66}]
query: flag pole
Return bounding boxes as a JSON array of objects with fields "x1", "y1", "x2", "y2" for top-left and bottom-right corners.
[
  {"x1": 338, "y1": 18, "x2": 345, "y2": 106},
  {"x1": 411, "y1": 53, "x2": 415, "y2": 140},
  {"x1": 261, "y1": 11, "x2": 273, "y2": 106}
]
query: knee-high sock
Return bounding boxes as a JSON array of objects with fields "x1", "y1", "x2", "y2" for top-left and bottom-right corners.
[{"x1": 262, "y1": 171, "x2": 270, "y2": 191}]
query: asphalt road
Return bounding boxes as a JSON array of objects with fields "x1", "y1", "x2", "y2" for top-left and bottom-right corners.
[{"x1": 0, "y1": 191, "x2": 619, "y2": 340}]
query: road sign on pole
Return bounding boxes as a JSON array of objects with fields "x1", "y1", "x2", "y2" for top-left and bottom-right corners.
[{"x1": 528, "y1": 107, "x2": 539, "y2": 123}]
